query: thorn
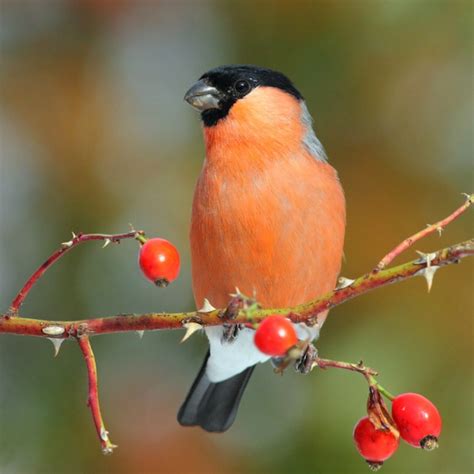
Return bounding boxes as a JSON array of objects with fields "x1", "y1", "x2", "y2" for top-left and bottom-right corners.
[
  {"x1": 229, "y1": 287, "x2": 242, "y2": 298},
  {"x1": 100, "y1": 428, "x2": 110, "y2": 442},
  {"x1": 415, "y1": 251, "x2": 439, "y2": 292},
  {"x1": 61, "y1": 240, "x2": 73, "y2": 248},
  {"x1": 102, "y1": 238, "x2": 112, "y2": 248},
  {"x1": 48, "y1": 338, "x2": 64, "y2": 357},
  {"x1": 336, "y1": 277, "x2": 355, "y2": 289},
  {"x1": 422, "y1": 266, "x2": 439, "y2": 292},
  {"x1": 198, "y1": 298, "x2": 216, "y2": 313},
  {"x1": 415, "y1": 250, "x2": 437, "y2": 264},
  {"x1": 425, "y1": 223, "x2": 444, "y2": 237},
  {"x1": 71, "y1": 231, "x2": 77, "y2": 239},
  {"x1": 136, "y1": 330, "x2": 144, "y2": 339},
  {"x1": 415, "y1": 250, "x2": 425, "y2": 260},
  {"x1": 180, "y1": 322, "x2": 203, "y2": 343}
]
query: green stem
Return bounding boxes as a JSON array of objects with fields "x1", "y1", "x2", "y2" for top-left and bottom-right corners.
[
  {"x1": 366, "y1": 374, "x2": 395, "y2": 402},
  {"x1": 135, "y1": 234, "x2": 147, "y2": 245},
  {"x1": 373, "y1": 379, "x2": 396, "y2": 401}
]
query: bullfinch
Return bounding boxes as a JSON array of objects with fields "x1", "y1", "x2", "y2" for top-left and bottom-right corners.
[{"x1": 178, "y1": 65, "x2": 345, "y2": 432}]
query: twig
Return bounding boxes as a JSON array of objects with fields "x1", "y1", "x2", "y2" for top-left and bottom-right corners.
[
  {"x1": 374, "y1": 194, "x2": 472, "y2": 272},
  {"x1": 315, "y1": 357, "x2": 378, "y2": 378},
  {"x1": 314, "y1": 356, "x2": 398, "y2": 439},
  {"x1": 1, "y1": 239, "x2": 472, "y2": 338},
  {"x1": 314, "y1": 357, "x2": 395, "y2": 400},
  {"x1": 77, "y1": 335, "x2": 116, "y2": 454},
  {"x1": 8, "y1": 231, "x2": 144, "y2": 315}
]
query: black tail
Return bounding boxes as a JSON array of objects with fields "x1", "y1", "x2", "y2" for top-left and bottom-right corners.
[{"x1": 177, "y1": 350, "x2": 255, "y2": 432}]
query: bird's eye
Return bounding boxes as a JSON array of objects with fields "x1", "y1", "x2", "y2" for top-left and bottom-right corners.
[{"x1": 234, "y1": 80, "x2": 251, "y2": 95}]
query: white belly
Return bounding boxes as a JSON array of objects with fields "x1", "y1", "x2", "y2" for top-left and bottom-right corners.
[{"x1": 205, "y1": 323, "x2": 321, "y2": 383}]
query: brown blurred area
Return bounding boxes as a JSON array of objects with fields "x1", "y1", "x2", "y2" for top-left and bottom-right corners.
[{"x1": 0, "y1": 1, "x2": 472, "y2": 473}]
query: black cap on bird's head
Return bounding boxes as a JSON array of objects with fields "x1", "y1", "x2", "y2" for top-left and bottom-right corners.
[{"x1": 184, "y1": 65, "x2": 303, "y2": 127}]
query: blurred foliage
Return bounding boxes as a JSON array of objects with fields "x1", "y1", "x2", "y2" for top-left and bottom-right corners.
[{"x1": 0, "y1": 1, "x2": 472, "y2": 473}]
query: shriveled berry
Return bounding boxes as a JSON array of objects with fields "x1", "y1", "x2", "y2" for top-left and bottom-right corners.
[
  {"x1": 138, "y1": 238, "x2": 180, "y2": 286},
  {"x1": 254, "y1": 315, "x2": 298, "y2": 356},
  {"x1": 353, "y1": 416, "x2": 399, "y2": 468},
  {"x1": 392, "y1": 393, "x2": 442, "y2": 449}
]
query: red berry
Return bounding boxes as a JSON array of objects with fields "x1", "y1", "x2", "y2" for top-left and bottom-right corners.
[
  {"x1": 392, "y1": 393, "x2": 442, "y2": 449},
  {"x1": 254, "y1": 315, "x2": 298, "y2": 356},
  {"x1": 138, "y1": 238, "x2": 180, "y2": 286},
  {"x1": 353, "y1": 417, "x2": 399, "y2": 469}
]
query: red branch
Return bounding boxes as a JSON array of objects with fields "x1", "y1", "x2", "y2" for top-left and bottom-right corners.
[
  {"x1": 375, "y1": 194, "x2": 472, "y2": 271},
  {"x1": 9, "y1": 231, "x2": 143, "y2": 314},
  {"x1": 0, "y1": 239, "x2": 472, "y2": 338},
  {"x1": 77, "y1": 336, "x2": 116, "y2": 454},
  {"x1": 0, "y1": 195, "x2": 472, "y2": 454}
]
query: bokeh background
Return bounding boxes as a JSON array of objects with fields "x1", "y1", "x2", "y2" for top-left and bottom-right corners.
[{"x1": 0, "y1": 1, "x2": 472, "y2": 473}]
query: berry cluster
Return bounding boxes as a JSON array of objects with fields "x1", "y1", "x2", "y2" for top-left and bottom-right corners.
[
  {"x1": 354, "y1": 392, "x2": 442, "y2": 470},
  {"x1": 253, "y1": 315, "x2": 442, "y2": 470}
]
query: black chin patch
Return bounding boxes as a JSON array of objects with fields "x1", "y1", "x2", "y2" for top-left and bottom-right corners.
[
  {"x1": 198, "y1": 65, "x2": 303, "y2": 127},
  {"x1": 201, "y1": 107, "x2": 232, "y2": 127}
]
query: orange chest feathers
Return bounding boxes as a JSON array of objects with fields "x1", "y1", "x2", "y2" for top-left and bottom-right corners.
[
  {"x1": 190, "y1": 152, "x2": 345, "y2": 310},
  {"x1": 190, "y1": 87, "x2": 346, "y2": 310}
]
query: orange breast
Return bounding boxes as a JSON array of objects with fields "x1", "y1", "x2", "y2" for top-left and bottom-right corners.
[
  {"x1": 190, "y1": 88, "x2": 345, "y2": 313},
  {"x1": 191, "y1": 155, "x2": 345, "y2": 311}
]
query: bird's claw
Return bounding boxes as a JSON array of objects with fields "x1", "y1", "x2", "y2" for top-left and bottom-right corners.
[
  {"x1": 295, "y1": 343, "x2": 318, "y2": 374},
  {"x1": 220, "y1": 290, "x2": 259, "y2": 321},
  {"x1": 221, "y1": 323, "x2": 244, "y2": 343}
]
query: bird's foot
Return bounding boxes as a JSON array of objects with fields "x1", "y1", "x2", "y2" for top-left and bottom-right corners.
[
  {"x1": 271, "y1": 356, "x2": 286, "y2": 371},
  {"x1": 219, "y1": 290, "x2": 260, "y2": 343},
  {"x1": 221, "y1": 323, "x2": 244, "y2": 343},
  {"x1": 219, "y1": 289, "x2": 260, "y2": 321},
  {"x1": 295, "y1": 343, "x2": 318, "y2": 374}
]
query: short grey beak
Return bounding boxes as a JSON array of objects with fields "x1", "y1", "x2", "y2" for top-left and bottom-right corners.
[{"x1": 184, "y1": 80, "x2": 221, "y2": 111}]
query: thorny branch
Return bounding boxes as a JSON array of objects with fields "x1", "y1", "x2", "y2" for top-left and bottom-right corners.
[
  {"x1": 8, "y1": 230, "x2": 144, "y2": 315},
  {"x1": 375, "y1": 194, "x2": 472, "y2": 271},
  {"x1": 0, "y1": 194, "x2": 472, "y2": 453},
  {"x1": 78, "y1": 336, "x2": 116, "y2": 454},
  {"x1": 1, "y1": 239, "x2": 472, "y2": 338}
]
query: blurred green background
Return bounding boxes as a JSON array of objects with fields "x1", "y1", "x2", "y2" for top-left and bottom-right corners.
[{"x1": 0, "y1": 1, "x2": 472, "y2": 473}]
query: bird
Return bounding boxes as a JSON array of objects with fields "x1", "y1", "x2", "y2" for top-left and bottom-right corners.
[{"x1": 178, "y1": 65, "x2": 346, "y2": 432}]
